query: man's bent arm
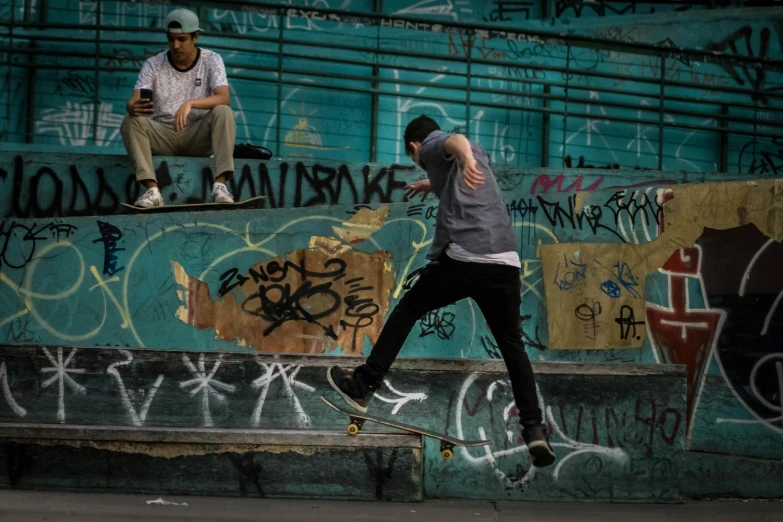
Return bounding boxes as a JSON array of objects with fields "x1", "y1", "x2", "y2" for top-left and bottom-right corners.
[
  {"x1": 126, "y1": 89, "x2": 141, "y2": 115},
  {"x1": 187, "y1": 85, "x2": 230, "y2": 110},
  {"x1": 443, "y1": 134, "x2": 473, "y2": 162},
  {"x1": 443, "y1": 133, "x2": 485, "y2": 189}
]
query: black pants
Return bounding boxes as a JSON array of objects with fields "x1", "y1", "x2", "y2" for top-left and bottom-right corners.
[{"x1": 361, "y1": 254, "x2": 543, "y2": 427}]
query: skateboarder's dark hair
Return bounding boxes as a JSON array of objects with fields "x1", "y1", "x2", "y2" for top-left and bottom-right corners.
[{"x1": 404, "y1": 115, "x2": 440, "y2": 156}]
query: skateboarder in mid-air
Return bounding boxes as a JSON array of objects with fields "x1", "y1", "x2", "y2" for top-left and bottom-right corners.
[{"x1": 328, "y1": 115, "x2": 556, "y2": 467}]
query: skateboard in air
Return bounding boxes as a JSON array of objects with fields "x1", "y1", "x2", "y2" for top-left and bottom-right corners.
[
  {"x1": 321, "y1": 396, "x2": 490, "y2": 460},
  {"x1": 122, "y1": 195, "x2": 265, "y2": 213}
]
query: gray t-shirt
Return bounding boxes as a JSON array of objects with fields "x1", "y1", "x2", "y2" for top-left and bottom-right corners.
[
  {"x1": 134, "y1": 48, "x2": 228, "y2": 127},
  {"x1": 419, "y1": 130, "x2": 517, "y2": 260}
]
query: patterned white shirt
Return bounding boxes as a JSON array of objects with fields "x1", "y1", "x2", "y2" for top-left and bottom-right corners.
[{"x1": 134, "y1": 48, "x2": 228, "y2": 127}]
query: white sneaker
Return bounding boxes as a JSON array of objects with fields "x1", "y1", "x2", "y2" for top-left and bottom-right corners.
[
  {"x1": 212, "y1": 182, "x2": 234, "y2": 203},
  {"x1": 134, "y1": 187, "x2": 163, "y2": 208}
]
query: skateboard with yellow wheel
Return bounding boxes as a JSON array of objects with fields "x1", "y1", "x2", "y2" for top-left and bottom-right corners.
[{"x1": 321, "y1": 396, "x2": 490, "y2": 461}]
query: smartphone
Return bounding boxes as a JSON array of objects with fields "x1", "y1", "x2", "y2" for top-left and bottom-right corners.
[{"x1": 140, "y1": 88, "x2": 153, "y2": 102}]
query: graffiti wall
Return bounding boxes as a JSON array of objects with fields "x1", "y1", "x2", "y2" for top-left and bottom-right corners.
[
  {"x1": 0, "y1": 0, "x2": 782, "y2": 500},
  {"x1": 1, "y1": 152, "x2": 781, "y2": 478},
  {"x1": 0, "y1": 2, "x2": 780, "y2": 172}
]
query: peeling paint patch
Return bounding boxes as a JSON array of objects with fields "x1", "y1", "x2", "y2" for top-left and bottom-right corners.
[
  {"x1": 173, "y1": 246, "x2": 394, "y2": 354},
  {"x1": 309, "y1": 236, "x2": 351, "y2": 256},
  {"x1": 332, "y1": 204, "x2": 389, "y2": 244},
  {"x1": 542, "y1": 179, "x2": 783, "y2": 349}
]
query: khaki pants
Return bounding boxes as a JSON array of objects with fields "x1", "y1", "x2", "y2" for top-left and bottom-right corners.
[{"x1": 120, "y1": 105, "x2": 236, "y2": 183}]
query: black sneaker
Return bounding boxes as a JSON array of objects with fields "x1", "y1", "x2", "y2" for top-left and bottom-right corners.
[
  {"x1": 523, "y1": 424, "x2": 556, "y2": 467},
  {"x1": 327, "y1": 365, "x2": 375, "y2": 412}
]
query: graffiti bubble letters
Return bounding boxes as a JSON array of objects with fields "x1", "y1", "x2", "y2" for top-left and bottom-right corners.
[
  {"x1": 615, "y1": 305, "x2": 645, "y2": 341},
  {"x1": 92, "y1": 220, "x2": 125, "y2": 276},
  {"x1": 553, "y1": 254, "x2": 587, "y2": 292}
]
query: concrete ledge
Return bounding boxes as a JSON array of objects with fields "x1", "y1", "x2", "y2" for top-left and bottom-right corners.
[
  {"x1": 684, "y1": 451, "x2": 783, "y2": 499},
  {"x1": 0, "y1": 423, "x2": 420, "y2": 448},
  {"x1": 1, "y1": 344, "x2": 686, "y2": 377},
  {"x1": 0, "y1": 344, "x2": 686, "y2": 502},
  {"x1": 0, "y1": 440, "x2": 423, "y2": 501}
]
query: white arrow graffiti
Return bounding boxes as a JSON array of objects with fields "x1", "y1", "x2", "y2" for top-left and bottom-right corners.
[{"x1": 375, "y1": 379, "x2": 428, "y2": 415}]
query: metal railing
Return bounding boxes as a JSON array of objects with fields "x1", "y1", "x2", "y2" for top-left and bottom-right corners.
[{"x1": 1, "y1": 0, "x2": 782, "y2": 170}]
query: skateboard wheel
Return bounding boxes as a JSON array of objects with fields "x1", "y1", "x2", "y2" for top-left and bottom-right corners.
[
  {"x1": 347, "y1": 423, "x2": 360, "y2": 436},
  {"x1": 441, "y1": 449, "x2": 453, "y2": 460}
]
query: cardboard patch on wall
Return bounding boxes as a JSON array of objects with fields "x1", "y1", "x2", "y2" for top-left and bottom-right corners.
[
  {"x1": 542, "y1": 178, "x2": 783, "y2": 349},
  {"x1": 541, "y1": 243, "x2": 647, "y2": 349},
  {"x1": 173, "y1": 245, "x2": 394, "y2": 354}
]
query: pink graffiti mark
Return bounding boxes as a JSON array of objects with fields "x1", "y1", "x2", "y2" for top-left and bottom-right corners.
[
  {"x1": 462, "y1": 394, "x2": 486, "y2": 417},
  {"x1": 530, "y1": 174, "x2": 604, "y2": 194},
  {"x1": 554, "y1": 401, "x2": 680, "y2": 455},
  {"x1": 635, "y1": 400, "x2": 683, "y2": 457},
  {"x1": 531, "y1": 174, "x2": 677, "y2": 195}
]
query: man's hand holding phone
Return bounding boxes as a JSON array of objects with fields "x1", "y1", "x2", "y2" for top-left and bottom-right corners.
[{"x1": 128, "y1": 89, "x2": 154, "y2": 117}]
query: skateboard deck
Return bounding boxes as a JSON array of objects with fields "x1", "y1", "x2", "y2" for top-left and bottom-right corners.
[
  {"x1": 122, "y1": 195, "x2": 264, "y2": 213},
  {"x1": 321, "y1": 396, "x2": 490, "y2": 460}
]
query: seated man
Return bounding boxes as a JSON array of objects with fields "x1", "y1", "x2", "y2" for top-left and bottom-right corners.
[{"x1": 121, "y1": 8, "x2": 236, "y2": 208}]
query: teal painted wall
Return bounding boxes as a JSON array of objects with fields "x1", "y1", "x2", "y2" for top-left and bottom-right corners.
[
  {"x1": 1, "y1": 2, "x2": 781, "y2": 172},
  {"x1": 1, "y1": 153, "x2": 781, "y2": 477},
  {"x1": 0, "y1": 0, "x2": 782, "y2": 500}
]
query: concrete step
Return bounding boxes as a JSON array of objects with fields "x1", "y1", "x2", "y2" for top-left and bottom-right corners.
[
  {"x1": 1, "y1": 345, "x2": 686, "y2": 502},
  {"x1": 0, "y1": 423, "x2": 422, "y2": 501},
  {"x1": 0, "y1": 423, "x2": 418, "y2": 447}
]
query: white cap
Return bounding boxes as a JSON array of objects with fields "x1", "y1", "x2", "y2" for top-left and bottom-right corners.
[{"x1": 165, "y1": 8, "x2": 202, "y2": 34}]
